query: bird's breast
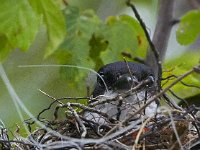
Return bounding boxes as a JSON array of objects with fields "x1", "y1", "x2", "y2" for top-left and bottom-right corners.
[{"x1": 84, "y1": 90, "x2": 158, "y2": 124}]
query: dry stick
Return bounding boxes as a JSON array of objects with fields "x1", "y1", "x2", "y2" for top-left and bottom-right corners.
[
  {"x1": 67, "y1": 103, "x2": 87, "y2": 138},
  {"x1": 168, "y1": 87, "x2": 200, "y2": 138},
  {"x1": 126, "y1": 0, "x2": 162, "y2": 91},
  {"x1": 0, "y1": 139, "x2": 38, "y2": 148},
  {"x1": 39, "y1": 89, "x2": 63, "y2": 105},
  {"x1": 37, "y1": 89, "x2": 64, "y2": 120},
  {"x1": 37, "y1": 89, "x2": 89, "y2": 120},
  {"x1": 168, "y1": 89, "x2": 189, "y2": 107},
  {"x1": 39, "y1": 90, "x2": 90, "y2": 102},
  {"x1": 62, "y1": 102, "x2": 115, "y2": 123},
  {"x1": 123, "y1": 58, "x2": 133, "y2": 77},
  {"x1": 162, "y1": 74, "x2": 200, "y2": 89},
  {"x1": 168, "y1": 110, "x2": 184, "y2": 150},
  {"x1": 163, "y1": 93, "x2": 184, "y2": 111},
  {"x1": 133, "y1": 117, "x2": 151, "y2": 149},
  {"x1": 126, "y1": 1, "x2": 160, "y2": 60},
  {"x1": 56, "y1": 97, "x2": 90, "y2": 101}
]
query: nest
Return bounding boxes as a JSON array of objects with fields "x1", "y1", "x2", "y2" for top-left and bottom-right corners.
[
  {"x1": 1, "y1": 83, "x2": 200, "y2": 150},
  {"x1": 0, "y1": 65, "x2": 200, "y2": 150}
]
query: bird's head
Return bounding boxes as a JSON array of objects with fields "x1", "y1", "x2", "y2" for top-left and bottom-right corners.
[{"x1": 92, "y1": 61, "x2": 155, "y2": 97}]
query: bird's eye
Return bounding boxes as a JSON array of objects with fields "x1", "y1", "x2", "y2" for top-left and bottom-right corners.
[
  {"x1": 149, "y1": 76, "x2": 155, "y2": 82},
  {"x1": 97, "y1": 72, "x2": 105, "y2": 87},
  {"x1": 146, "y1": 75, "x2": 155, "y2": 86},
  {"x1": 116, "y1": 73, "x2": 121, "y2": 80}
]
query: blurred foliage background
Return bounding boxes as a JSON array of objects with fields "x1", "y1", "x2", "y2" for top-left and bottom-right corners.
[{"x1": 0, "y1": 0, "x2": 200, "y2": 135}]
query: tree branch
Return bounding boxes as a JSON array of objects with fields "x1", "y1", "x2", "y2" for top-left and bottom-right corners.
[{"x1": 126, "y1": 0, "x2": 164, "y2": 91}]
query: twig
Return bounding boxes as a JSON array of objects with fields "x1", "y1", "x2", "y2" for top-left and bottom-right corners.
[
  {"x1": 56, "y1": 96, "x2": 90, "y2": 101},
  {"x1": 126, "y1": 0, "x2": 160, "y2": 62},
  {"x1": 38, "y1": 99, "x2": 59, "y2": 120},
  {"x1": 0, "y1": 139, "x2": 38, "y2": 148},
  {"x1": 162, "y1": 74, "x2": 200, "y2": 89},
  {"x1": 133, "y1": 117, "x2": 151, "y2": 149},
  {"x1": 183, "y1": 105, "x2": 200, "y2": 139},
  {"x1": 123, "y1": 58, "x2": 133, "y2": 78},
  {"x1": 38, "y1": 89, "x2": 89, "y2": 120},
  {"x1": 163, "y1": 92, "x2": 185, "y2": 111},
  {"x1": 67, "y1": 103, "x2": 87, "y2": 138},
  {"x1": 126, "y1": 0, "x2": 162, "y2": 91},
  {"x1": 59, "y1": 102, "x2": 116, "y2": 123},
  {"x1": 38, "y1": 89, "x2": 63, "y2": 105},
  {"x1": 168, "y1": 89, "x2": 189, "y2": 107},
  {"x1": 168, "y1": 111, "x2": 184, "y2": 150}
]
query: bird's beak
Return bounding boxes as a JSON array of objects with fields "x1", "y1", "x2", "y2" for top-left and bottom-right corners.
[{"x1": 112, "y1": 74, "x2": 138, "y2": 91}]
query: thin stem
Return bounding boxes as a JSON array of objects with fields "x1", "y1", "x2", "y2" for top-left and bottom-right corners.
[{"x1": 126, "y1": 0, "x2": 162, "y2": 91}]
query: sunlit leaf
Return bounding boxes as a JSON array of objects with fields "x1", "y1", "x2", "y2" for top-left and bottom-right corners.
[
  {"x1": 176, "y1": 10, "x2": 200, "y2": 45},
  {"x1": 0, "y1": 34, "x2": 10, "y2": 61},
  {"x1": 56, "y1": 6, "x2": 101, "y2": 87},
  {"x1": 100, "y1": 15, "x2": 148, "y2": 64},
  {"x1": 29, "y1": 0, "x2": 66, "y2": 57},
  {"x1": 119, "y1": 15, "x2": 148, "y2": 56},
  {"x1": 89, "y1": 34, "x2": 108, "y2": 70},
  {"x1": 163, "y1": 52, "x2": 200, "y2": 98},
  {"x1": 0, "y1": 0, "x2": 40, "y2": 61}
]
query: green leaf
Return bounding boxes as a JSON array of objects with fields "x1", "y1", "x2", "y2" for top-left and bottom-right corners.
[
  {"x1": 0, "y1": 0, "x2": 40, "y2": 61},
  {"x1": 163, "y1": 52, "x2": 200, "y2": 98},
  {"x1": 99, "y1": 15, "x2": 148, "y2": 64},
  {"x1": 89, "y1": 34, "x2": 108, "y2": 70},
  {"x1": 56, "y1": 7, "x2": 101, "y2": 87},
  {"x1": 0, "y1": 34, "x2": 10, "y2": 61},
  {"x1": 56, "y1": 8, "x2": 148, "y2": 90},
  {"x1": 29, "y1": 0, "x2": 66, "y2": 57},
  {"x1": 176, "y1": 10, "x2": 200, "y2": 45},
  {"x1": 119, "y1": 15, "x2": 148, "y2": 56}
]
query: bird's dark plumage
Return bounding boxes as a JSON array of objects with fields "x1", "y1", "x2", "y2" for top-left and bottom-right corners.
[
  {"x1": 92, "y1": 61, "x2": 154, "y2": 97},
  {"x1": 84, "y1": 61, "x2": 158, "y2": 124}
]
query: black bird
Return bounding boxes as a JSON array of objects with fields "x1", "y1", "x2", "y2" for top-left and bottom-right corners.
[{"x1": 84, "y1": 61, "x2": 159, "y2": 124}]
